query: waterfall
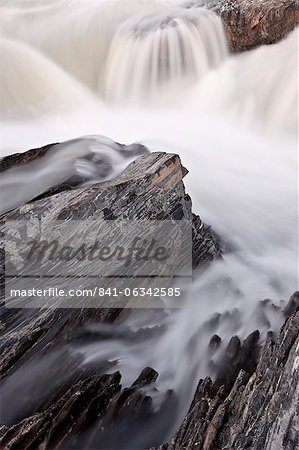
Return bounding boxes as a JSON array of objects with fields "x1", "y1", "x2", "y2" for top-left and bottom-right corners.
[
  {"x1": 188, "y1": 29, "x2": 298, "y2": 134},
  {"x1": 0, "y1": 0, "x2": 297, "y2": 447},
  {"x1": 0, "y1": 0, "x2": 227, "y2": 103},
  {"x1": 103, "y1": 9, "x2": 227, "y2": 103},
  {"x1": 0, "y1": 0, "x2": 163, "y2": 90},
  {"x1": 0, "y1": 38, "x2": 94, "y2": 117}
]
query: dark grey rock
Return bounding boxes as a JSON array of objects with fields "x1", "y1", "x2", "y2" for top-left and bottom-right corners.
[
  {"x1": 153, "y1": 304, "x2": 299, "y2": 450},
  {"x1": 285, "y1": 291, "x2": 299, "y2": 317},
  {"x1": 0, "y1": 143, "x2": 220, "y2": 449}
]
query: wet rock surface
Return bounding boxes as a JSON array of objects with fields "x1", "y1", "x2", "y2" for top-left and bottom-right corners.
[
  {"x1": 1, "y1": 141, "x2": 297, "y2": 449},
  {"x1": 0, "y1": 368, "x2": 174, "y2": 450},
  {"x1": 0, "y1": 142, "x2": 220, "y2": 448},
  {"x1": 153, "y1": 303, "x2": 299, "y2": 450},
  {"x1": 203, "y1": 0, "x2": 299, "y2": 51},
  {"x1": 0, "y1": 136, "x2": 150, "y2": 214}
]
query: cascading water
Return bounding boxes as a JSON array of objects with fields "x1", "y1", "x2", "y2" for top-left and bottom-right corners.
[
  {"x1": 0, "y1": 135, "x2": 148, "y2": 214},
  {"x1": 189, "y1": 28, "x2": 298, "y2": 134},
  {"x1": 0, "y1": 38, "x2": 96, "y2": 116},
  {"x1": 0, "y1": 0, "x2": 227, "y2": 104},
  {"x1": 103, "y1": 9, "x2": 227, "y2": 103},
  {"x1": 0, "y1": 0, "x2": 297, "y2": 447}
]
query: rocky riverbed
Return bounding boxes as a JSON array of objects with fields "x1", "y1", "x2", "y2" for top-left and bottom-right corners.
[
  {"x1": 0, "y1": 0, "x2": 298, "y2": 448},
  {"x1": 0, "y1": 140, "x2": 298, "y2": 449}
]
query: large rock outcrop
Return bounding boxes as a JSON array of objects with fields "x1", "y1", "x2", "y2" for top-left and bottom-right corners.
[
  {"x1": 204, "y1": 0, "x2": 298, "y2": 51},
  {"x1": 0, "y1": 143, "x2": 220, "y2": 378},
  {"x1": 1, "y1": 140, "x2": 297, "y2": 450},
  {"x1": 0, "y1": 139, "x2": 220, "y2": 449}
]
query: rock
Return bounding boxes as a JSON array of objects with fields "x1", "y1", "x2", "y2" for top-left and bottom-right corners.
[
  {"x1": 0, "y1": 371, "x2": 122, "y2": 448},
  {"x1": 0, "y1": 143, "x2": 220, "y2": 269},
  {"x1": 204, "y1": 0, "x2": 299, "y2": 51},
  {"x1": 0, "y1": 368, "x2": 174, "y2": 450},
  {"x1": 0, "y1": 136, "x2": 149, "y2": 214},
  {"x1": 153, "y1": 306, "x2": 299, "y2": 450},
  {"x1": 209, "y1": 334, "x2": 222, "y2": 350},
  {"x1": 284, "y1": 291, "x2": 299, "y2": 317},
  {"x1": 0, "y1": 141, "x2": 220, "y2": 448},
  {"x1": 225, "y1": 335, "x2": 241, "y2": 359},
  {"x1": 214, "y1": 330, "x2": 260, "y2": 392},
  {"x1": 1, "y1": 144, "x2": 221, "y2": 312},
  {"x1": 0, "y1": 143, "x2": 58, "y2": 173},
  {"x1": 132, "y1": 367, "x2": 159, "y2": 387}
]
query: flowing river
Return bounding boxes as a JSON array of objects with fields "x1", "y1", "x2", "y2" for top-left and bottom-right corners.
[{"x1": 0, "y1": 0, "x2": 297, "y2": 447}]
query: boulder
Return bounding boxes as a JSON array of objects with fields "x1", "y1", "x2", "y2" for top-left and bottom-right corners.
[{"x1": 204, "y1": 0, "x2": 299, "y2": 51}]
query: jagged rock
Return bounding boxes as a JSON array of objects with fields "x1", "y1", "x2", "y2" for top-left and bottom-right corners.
[
  {"x1": 284, "y1": 291, "x2": 299, "y2": 317},
  {"x1": 204, "y1": 0, "x2": 299, "y2": 51},
  {"x1": 0, "y1": 142, "x2": 220, "y2": 448},
  {"x1": 214, "y1": 330, "x2": 260, "y2": 391},
  {"x1": 0, "y1": 308, "x2": 120, "y2": 380},
  {"x1": 0, "y1": 143, "x2": 58, "y2": 173},
  {"x1": 0, "y1": 136, "x2": 149, "y2": 214},
  {"x1": 0, "y1": 144, "x2": 220, "y2": 378},
  {"x1": 132, "y1": 367, "x2": 159, "y2": 387},
  {"x1": 1, "y1": 143, "x2": 220, "y2": 272},
  {"x1": 4, "y1": 140, "x2": 297, "y2": 450},
  {"x1": 153, "y1": 299, "x2": 299, "y2": 450},
  {"x1": 0, "y1": 372, "x2": 122, "y2": 449},
  {"x1": 0, "y1": 139, "x2": 148, "y2": 176},
  {"x1": 225, "y1": 335, "x2": 241, "y2": 359},
  {"x1": 209, "y1": 334, "x2": 222, "y2": 350},
  {"x1": 0, "y1": 368, "x2": 173, "y2": 450}
]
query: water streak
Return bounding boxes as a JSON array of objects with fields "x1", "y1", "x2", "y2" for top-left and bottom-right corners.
[{"x1": 103, "y1": 9, "x2": 227, "y2": 103}]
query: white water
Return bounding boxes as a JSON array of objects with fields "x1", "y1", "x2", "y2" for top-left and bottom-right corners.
[
  {"x1": 0, "y1": 0, "x2": 227, "y2": 101},
  {"x1": 103, "y1": 8, "x2": 227, "y2": 103},
  {"x1": 0, "y1": 38, "x2": 95, "y2": 117},
  {"x1": 0, "y1": 0, "x2": 297, "y2": 444}
]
